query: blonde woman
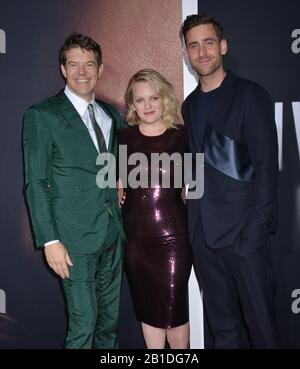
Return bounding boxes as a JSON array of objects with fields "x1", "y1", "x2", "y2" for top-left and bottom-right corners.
[{"x1": 118, "y1": 69, "x2": 192, "y2": 349}]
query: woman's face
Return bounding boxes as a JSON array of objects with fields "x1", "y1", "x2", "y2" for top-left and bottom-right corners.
[{"x1": 132, "y1": 81, "x2": 164, "y2": 125}]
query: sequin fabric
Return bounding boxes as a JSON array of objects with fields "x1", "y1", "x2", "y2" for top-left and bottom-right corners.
[{"x1": 118, "y1": 124, "x2": 192, "y2": 328}]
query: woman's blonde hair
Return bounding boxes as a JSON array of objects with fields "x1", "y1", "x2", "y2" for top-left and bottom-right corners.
[{"x1": 125, "y1": 69, "x2": 179, "y2": 128}]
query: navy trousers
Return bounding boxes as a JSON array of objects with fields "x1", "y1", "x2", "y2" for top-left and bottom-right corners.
[{"x1": 192, "y1": 219, "x2": 279, "y2": 349}]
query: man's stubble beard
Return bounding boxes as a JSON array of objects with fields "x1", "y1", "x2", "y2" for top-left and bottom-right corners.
[{"x1": 191, "y1": 58, "x2": 222, "y2": 79}]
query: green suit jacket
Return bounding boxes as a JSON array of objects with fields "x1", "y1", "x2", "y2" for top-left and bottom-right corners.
[{"x1": 23, "y1": 90, "x2": 125, "y2": 254}]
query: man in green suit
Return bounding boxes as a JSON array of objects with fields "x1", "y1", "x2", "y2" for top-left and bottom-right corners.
[{"x1": 23, "y1": 33, "x2": 125, "y2": 349}]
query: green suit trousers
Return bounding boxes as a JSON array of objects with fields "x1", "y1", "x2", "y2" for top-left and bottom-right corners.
[{"x1": 62, "y1": 220, "x2": 123, "y2": 349}]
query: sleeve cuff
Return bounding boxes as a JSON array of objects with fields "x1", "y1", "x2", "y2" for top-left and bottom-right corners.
[{"x1": 44, "y1": 240, "x2": 60, "y2": 247}]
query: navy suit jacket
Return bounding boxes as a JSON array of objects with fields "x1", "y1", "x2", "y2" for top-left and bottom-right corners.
[{"x1": 182, "y1": 71, "x2": 279, "y2": 249}]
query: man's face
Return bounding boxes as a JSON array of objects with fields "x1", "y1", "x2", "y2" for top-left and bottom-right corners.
[
  {"x1": 185, "y1": 23, "x2": 227, "y2": 78},
  {"x1": 61, "y1": 47, "x2": 103, "y2": 102}
]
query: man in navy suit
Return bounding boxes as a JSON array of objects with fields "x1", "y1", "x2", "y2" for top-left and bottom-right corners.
[{"x1": 181, "y1": 13, "x2": 279, "y2": 348}]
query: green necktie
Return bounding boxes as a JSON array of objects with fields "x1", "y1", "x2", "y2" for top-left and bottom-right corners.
[{"x1": 87, "y1": 103, "x2": 107, "y2": 153}]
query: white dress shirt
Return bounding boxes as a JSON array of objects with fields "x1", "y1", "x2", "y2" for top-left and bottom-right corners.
[
  {"x1": 45, "y1": 86, "x2": 113, "y2": 247},
  {"x1": 64, "y1": 85, "x2": 112, "y2": 151}
]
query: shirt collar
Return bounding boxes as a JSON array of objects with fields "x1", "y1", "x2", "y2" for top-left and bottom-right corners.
[{"x1": 64, "y1": 85, "x2": 95, "y2": 117}]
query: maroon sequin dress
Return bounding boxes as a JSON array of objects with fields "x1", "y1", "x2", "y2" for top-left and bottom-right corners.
[{"x1": 118, "y1": 124, "x2": 192, "y2": 328}]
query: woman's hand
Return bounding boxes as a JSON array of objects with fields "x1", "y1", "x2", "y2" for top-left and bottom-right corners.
[{"x1": 117, "y1": 179, "x2": 126, "y2": 207}]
